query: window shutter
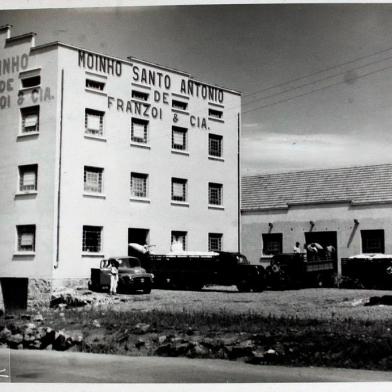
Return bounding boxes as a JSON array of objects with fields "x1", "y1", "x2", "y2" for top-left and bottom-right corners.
[
  {"x1": 21, "y1": 233, "x2": 34, "y2": 246},
  {"x1": 24, "y1": 114, "x2": 38, "y2": 127},
  {"x1": 23, "y1": 171, "x2": 36, "y2": 187},
  {"x1": 172, "y1": 182, "x2": 184, "y2": 198},
  {"x1": 87, "y1": 114, "x2": 101, "y2": 130},
  {"x1": 133, "y1": 122, "x2": 145, "y2": 139},
  {"x1": 173, "y1": 130, "x2": 184, "y2": 145}
]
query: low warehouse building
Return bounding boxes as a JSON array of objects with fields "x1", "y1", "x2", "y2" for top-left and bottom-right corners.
[{"x1": 241, "y1": 163, "x2": 392, "y2": 275}]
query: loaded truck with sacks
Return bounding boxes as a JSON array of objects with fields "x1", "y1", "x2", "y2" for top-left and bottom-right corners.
[{"x1": 128, "y1": 243, "x2": 265, "y2": 292}]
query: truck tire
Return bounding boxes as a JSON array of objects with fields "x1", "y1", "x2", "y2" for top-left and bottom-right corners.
[{"x1": 237, "y1": 282, "x2": 251, "y2": 292}]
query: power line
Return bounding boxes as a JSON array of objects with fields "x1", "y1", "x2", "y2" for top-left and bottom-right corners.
[
  {"x1": 243, "y1": 44, "x2": 392, "y2": 99},
  {"x1": 242, "y1": 52, "x2": 392, "y2": 107},
  {"x1": 242, "y1": 61, "x2": 392, "y2": 115}
]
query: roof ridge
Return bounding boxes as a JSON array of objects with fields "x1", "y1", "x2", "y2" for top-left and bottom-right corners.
[{"x1": 242, "y1": 162, "x2": 392, "y2": 179}]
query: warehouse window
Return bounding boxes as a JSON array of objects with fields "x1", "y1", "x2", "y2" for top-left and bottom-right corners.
[
  {"x1": 21, "y1": 75, "x2": 41, "y2": 89},
  {"x1": 131, "y1": 118, "x2": 148, "y2": 144},
  {"x1": 86, "y1": 79, "x2": 105, "y2": 91},
  {"x1": 208, "y1": 108, "x2": 223, "y2": 119},
  {"x1": 21, "y1": 106, "x2": 39, "y2": 134},
  {"x1": 262, "y1": 233, "x2": 282, "y2": 255},
  {"x1": 19, "y1": 164, "x2": 38, "y2": 192},
  {"x1": 171, "y1": 178, "x2": 187, "y2": 202},
  {"x1": 172, "y1": 99, "x2": 188, "y2": 111},
  {"x1": 171, "y1": 231, "x2": 187, "y2": 251},
  {"x1": 85, "y1": 109, "x2": 104, "y2": 136},
  {"x1": 172, "y1": 126, "x2": 187, "y2": 151},
  {"x1": 209, "y1": 233, "x2": 223, "y2": 252},
  {"x1": 17, "y1": 225, "x2": 36, "y2": 252},
  {"x1": 82, "y1": 226, "x2": 102, "y2": 253},
  {"x1": 208, "y1": 134, "x2": 223, "y2": 157},
  {"x1": 132, "y1": 90, "x2": 149, "y2": 101},
  {"x1": 208, "y1": 183, "x2": 223, "y2": 206},
  {"x1": 361, "y1": 230, "x2": 385, "y2": 254},
  {"x1": 130, "y1": 172, "x2": 148, "y2": 198},
  {"x1": 84, "y1": 166, "x2": 103, "y2": 193}
]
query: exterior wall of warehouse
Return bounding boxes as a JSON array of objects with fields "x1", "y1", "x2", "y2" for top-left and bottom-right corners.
[
  {"x1": 53, "y1": 45, "x2": 241, "y2": 280},
  {"x1": 0, "y1": 29, "x2": 60, "y2": 280},
  {"x1": 241, "y1": 202, "x2": 392, "y2": 275}
]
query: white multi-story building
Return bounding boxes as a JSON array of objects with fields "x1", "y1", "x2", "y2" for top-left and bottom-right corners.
[{"x1": 0, "y1": 25, "x2": 241, "y2": 307}]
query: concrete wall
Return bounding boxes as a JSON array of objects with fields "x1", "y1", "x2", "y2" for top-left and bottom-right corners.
[
  {"x1": 0, "y1": 27, "x2": 59, "y2": 279},
  {"x1": 241, "y1": 202, "x2": 392, "y2": 274},
  {"x1": 53, "y1": 45, "x2": 241, "y2": 280}
]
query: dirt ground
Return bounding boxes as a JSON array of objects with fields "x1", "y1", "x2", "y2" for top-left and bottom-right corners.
[{"x1": 87, "y1": 286, "x2": 392, "y2": 321}]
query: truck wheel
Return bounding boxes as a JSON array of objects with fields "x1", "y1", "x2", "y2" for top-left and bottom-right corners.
[
  {"x1": 142, "y1": 285, "x2": 152, "y2": 294},
  {"x1": 237, "y1": 282, "x2": 251, "y2": 292}
]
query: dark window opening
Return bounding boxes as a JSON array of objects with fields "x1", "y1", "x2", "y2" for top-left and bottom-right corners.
[
  {"x1": 172, "y1": 100, "x2": 188, "y2": 111},
  {"x1": 262, "y1": 233, "x2": 282, "y2": 255},
  {"x1": 21, "y1": 76, "x2": 41, "y2": 88},
  {"x1": 132, "y1": 90, "x2": 149, "y2": 101},
  {"x1": 361, "y1": 230, "x2": 385, "y2": 254},
  {"x1": 208, "y1": 108, "x2": 223, "y2": 119},
  {"x1": 86, "y1": 79, "x2": 105, "y2": 91}
]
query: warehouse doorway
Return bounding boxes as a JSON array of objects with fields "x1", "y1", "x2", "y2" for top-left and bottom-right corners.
[
  {"x1": 128, "y1": 228, "x2": 149, "y2": 255},
  {"x1": 305, "y1": 231, "x2": 338, "y2": 262},
  {"x1": 0, "y1": 278, "x2": 28, "y2": 310}
]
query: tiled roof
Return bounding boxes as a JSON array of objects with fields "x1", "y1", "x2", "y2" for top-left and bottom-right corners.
[{"x1": 241, "y1": 164, "x2": 392, "y2": 211}]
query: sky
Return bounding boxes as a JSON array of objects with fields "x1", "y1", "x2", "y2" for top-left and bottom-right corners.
[{"x1": 2, "y1": 3, "x2": 392, "y2": 175}]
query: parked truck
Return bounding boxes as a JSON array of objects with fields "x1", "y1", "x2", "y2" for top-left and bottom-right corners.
[
  {"x1": 128, "y1": 244, "x2": 265, "y2": 292},
  {"x1": 265, "y1": 252, "x2": 336, "y2": 289},
  {"x1": 341, "y1": 254, "x2": 392, "y2": 289},
  {"x1": 89, "y1": 256, "x2": 154, "y2": 294}
]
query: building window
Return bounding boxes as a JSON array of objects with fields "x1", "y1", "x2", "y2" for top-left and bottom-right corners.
[
  {"x1": 209, "y1": 134, "x2": 223, "y2": 157},
  {"x1": 208, "y1": 183, "x2": 223, "y2": 205},
  {"x1": 131, "y1": 118, "x2": 148, "y2": 144},
  {"x1": 21, "y1": 106, "x2": 39, "y2": 134},
  {"x1": 85, "y1": 109, "x2": 104, "y2": 136},
  {"x1": 209, "y1": 233, "x2": 222, "y2": 252},
  {"x1": 19, "y1": 164, "x2": 38, "y2": 192},
  {"x1": 17, "y1": 225, "x2": 36, "y2": 252},
  {"x1": 171, "y1": 178, "x2": 187, "y2": 202},
  {"x1": 131, "y1": 172, "x2": 148, "y2": 198},
  {"x1": 84, "y1": 166, "x2": 103, "y2": 193},
  {"x1": 208, "y1": 108, "x2": 223, "y2": 119},
  {"x1": 86, "y1": 79, "x2": 105, "y2": 91},
  {"x1": 82, "y1": 226, "x2": 102, "y2": 253},
  {"x1": 262, "y1": 233, "x2": 283, "y2": 255},
  {"x1": 132, "y1": 90, "x2": 149, "y2": 101},
  {"x1": 361, "y1": 230, "x2": 385, "y2": 253},
  {"x1": 21, "y1": 75, "x2": 41, "y2": 89},
  {"x1": 172, "y1": 99, "x2": 188, "y2": 111},
  {"x1": 171, "y1": 231, "x2": 187, "y2": 251},
  {"x1": 172, "y1": 126, "x2": 187, "y2": 151}
]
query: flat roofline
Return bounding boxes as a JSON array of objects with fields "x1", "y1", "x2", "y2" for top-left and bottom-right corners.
[{"x1": 31, "y1": 41, "x2": 241, "y2": 96}]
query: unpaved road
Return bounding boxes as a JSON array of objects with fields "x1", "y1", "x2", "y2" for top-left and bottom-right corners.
[
  {"x1": 2, "y1": 349, "x2": 392, "y2": 383},
  {"x1": 88, "y1": 286, "x2": 392, "y2": 321}
]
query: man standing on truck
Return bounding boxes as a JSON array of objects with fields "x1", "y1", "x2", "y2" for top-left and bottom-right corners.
[{"x1": 293, "y1": 242, "x2": 301, "y2": 254}]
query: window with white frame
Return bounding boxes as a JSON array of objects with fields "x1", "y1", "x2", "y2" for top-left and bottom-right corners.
[
  {"x1": 172, "y1": 126, "x2": 187, "y2": 151},
  {"x1": 209, "y1": 134, "x2": 223, "y2": 157},
  {"x1": 84, "y1": 166, "x2": 103, "y2": 193},
  {"x1": 171, "y1": 231, "x2": 187, "y2": 251},
  {"x1": 17, "y1": 225, "x2": 36, "y2": 252},
  {"x1": 172, "y1": 99, "x2": 188, "y2": 111},
  {"x1": 19, "y1": 164, "x2": 38, "y2": 192},
  {"x1": 208, "y1": 183, "x2": 223, "y2": 205},
  {"x1": 131, "y1": 118, "x2": 148, "y2": 144},
  {"x1": 21, "y1": 106, "x2": 39, "y2": 134},
  {"x1": 82, "y1": 225, "x2": 102, "y2": 253},
  {"x1": 86, "y1": 79, "x2": 105, "y2": 91},
  {"x1": 171, "y1": 178, "x2": 187, "y2": 202},
  {"x1": 132, "y1": 90, "x2": 149, "y2": 101},
  {"x1": 208, "y1": 233, "x2": 223, "y2": 252},
  {"x1": 130, "y1": 172, "x2": 148, "y2": 198},
  {"x1": 85, "y1": 109, "x2": 104, "y2": 136},
  {"x1": 21, "y1": 75, "x2": 41, "y2": 89}
]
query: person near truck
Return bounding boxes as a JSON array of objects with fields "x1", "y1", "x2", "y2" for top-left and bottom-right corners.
[
  {"x1": 293, "y1": 242, "x2": 301, "y2": 254},
  {"x1": 109, "y1": 258, "x2": 120, "y2": 295}
]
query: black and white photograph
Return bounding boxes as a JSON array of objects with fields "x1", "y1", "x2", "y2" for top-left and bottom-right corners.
[{"x1": 1, "y1": 0, "x2": 392, "y2": 387}]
